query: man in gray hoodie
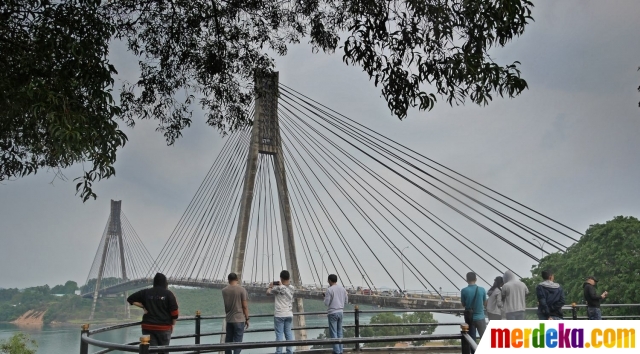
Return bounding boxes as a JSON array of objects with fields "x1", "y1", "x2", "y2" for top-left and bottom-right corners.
[{"x1": 502, "y1": 270, "x2": 528, "y2": 320}]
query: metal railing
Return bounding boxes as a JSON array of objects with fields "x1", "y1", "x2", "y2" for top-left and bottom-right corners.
[
  {"x1": 79, "y1": 303, "x2": 640, "y2": 353},
  {"x1": 80, "y1": 307, "x2": 473, "y2": 354},
  {"x1": 560, "y1": 303, "x2": 640, "y2": 320}
]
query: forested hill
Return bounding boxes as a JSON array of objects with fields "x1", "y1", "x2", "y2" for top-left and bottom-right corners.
[
  {"x1": 521, "y1": 216, "x2": 640, "y2": 318},
  {"x1": 0, "y1": 285, "x2": 352, "y2": 324}
]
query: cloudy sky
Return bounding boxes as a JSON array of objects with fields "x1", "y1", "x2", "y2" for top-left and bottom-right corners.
[{"x1": 1, "y1": 0, "x2": 639, "y2": 291}]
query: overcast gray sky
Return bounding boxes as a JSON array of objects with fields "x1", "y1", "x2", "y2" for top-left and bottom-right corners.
[{"x1": 1, "y1": 0, "x2": 639, "y2": 290}]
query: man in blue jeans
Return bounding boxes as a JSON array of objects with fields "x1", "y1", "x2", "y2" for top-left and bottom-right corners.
[
  {"x1": 222, "y1": 273, "x2": 250, "y2": 354},
  {"x1": 268, "y1": 270, "x2": 295, "y2": 354},
  {"x1": 460, "y1": 271, "x2": 487, "y2": 354},
  {"x1": 324, "y1": 274, "x2": 348, "y2": 354}
]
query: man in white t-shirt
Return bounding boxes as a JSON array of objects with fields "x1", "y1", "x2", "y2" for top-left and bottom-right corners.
[{"x1": 267, "y1": 270, "x2": 295, "y2": 354}]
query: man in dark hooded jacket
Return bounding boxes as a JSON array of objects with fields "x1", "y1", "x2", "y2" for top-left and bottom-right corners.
[
  {"x1": 536, "y1": 270, "x2": 565, "y2": 320},
  {"x1": 583, "y1": 276, "x2": 607, "y2": 320},
  {"x1": 127, "y1": 273, "x2": 179, "y2": 351}
]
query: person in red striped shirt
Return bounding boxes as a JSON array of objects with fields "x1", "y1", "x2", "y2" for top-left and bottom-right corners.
[{"x1": 128, "y1": 273, "x2": 179, "y2": 353}]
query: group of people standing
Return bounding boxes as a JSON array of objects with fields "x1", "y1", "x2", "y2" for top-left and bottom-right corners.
[
  {"x1": 126, "y1": 271, "x2": 348, "y2": 354},
  {"x1": 461, "y1": 270, "x2": 609, "y2": 342}
]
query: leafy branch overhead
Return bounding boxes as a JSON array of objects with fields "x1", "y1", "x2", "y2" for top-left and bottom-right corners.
[{"x1": 1, "y1": 0, "x2": 534, "y2": 200}]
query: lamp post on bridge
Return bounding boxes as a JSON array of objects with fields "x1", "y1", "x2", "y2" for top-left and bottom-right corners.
[
  {"x1": 400, "y1": 246, "x2": 410, "y2": 292},
  {"x1": 532, "y1": 238, "x2": 547, "y2": 260},
  {"x1": 315, "y1": 249, "x2": 328, "y2": 290}
]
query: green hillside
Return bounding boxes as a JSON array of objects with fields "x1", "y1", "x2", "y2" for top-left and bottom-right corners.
[{"x1": 0, "y1": 284, "x2": 353, "y2": 324}]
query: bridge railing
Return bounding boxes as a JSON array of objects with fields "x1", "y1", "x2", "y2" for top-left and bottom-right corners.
[{"x1": 80, "y1": 307, "x2": 473, "y2": 354}]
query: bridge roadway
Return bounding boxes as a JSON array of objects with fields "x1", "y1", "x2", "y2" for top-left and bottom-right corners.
[{"x1": 82, "y1": 279, "x2": 462, "y2": 310}]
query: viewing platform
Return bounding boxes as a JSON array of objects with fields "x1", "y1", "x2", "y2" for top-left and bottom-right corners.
[{"x1": 79, "y1": 304, "x2": 640, "y2": 354}]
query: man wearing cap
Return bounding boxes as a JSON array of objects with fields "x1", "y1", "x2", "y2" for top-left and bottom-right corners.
[{"x1": 583, "y1": 276, "x2": 608, "y2": 320}]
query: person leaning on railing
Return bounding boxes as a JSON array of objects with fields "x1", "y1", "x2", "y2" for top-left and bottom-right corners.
[{"x1": 127, "y1": 273, "x2": 179, "y2": 354}]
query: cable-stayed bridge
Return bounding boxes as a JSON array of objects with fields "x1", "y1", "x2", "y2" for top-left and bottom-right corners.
[{"x1": 82, "y1": 73, "x2": 581, "y2": 325}]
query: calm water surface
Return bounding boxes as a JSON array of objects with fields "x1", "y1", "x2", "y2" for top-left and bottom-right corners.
[{"x1": 0, "y1": 312, "x2": 461, "y2": 353}]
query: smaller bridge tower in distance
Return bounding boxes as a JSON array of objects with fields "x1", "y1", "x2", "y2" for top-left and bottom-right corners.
[{"x1": 84, "y1": 200, "x2": 155, "y2": 320}]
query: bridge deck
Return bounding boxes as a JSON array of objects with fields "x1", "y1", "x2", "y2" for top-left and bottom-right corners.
[{"x1": 83, "y1": 279, "x2": 462, "y2": 310}]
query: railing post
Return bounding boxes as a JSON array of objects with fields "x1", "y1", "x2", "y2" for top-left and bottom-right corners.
[
  {"x1": 354, "y1": 306, "x2": 360, "y2": 352},
  {"x1": 460, "y1": 324, "x2": 470, "y2": 354},
  {"x1": 139, "y1": 335, "x2": 150, "y2": 354},
  {"x1": 572, "y1": 303, "x2": 577, "y2": 320},
  {"x1": 195, "y1": 310, "x2": 202, "y2": 352},
  {"x1": 80, "y1": 324, "x2": 89, "y2": 354}
]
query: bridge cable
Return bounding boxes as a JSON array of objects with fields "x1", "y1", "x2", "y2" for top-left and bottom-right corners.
[
  {"x1": 186, "y1": 130, "x2": 252, "y2": 280},
  {"x1": 151, "y1": 128, "x2": 244, "y2": 277},
  {"x1": 279, "y1": 92, "x2": 556, "y2": 256},
  {"x1": 280, "y1": 114, "x2": 469, "y2": 289},
  {"x1": 266, "y1": 155, "x2": 285, "y2": 271},
  {"x1": 283, "y1": 144, "x2": 373, "y2": 289},
  {"x1": 204, "y1": 130, "x2": 252, "y2": 280},
  {"x1": 173, "y1": 128, "x2": 250, "y2": 279},
  {"x1": 280, "y1": 113, "x2": 442, "y2": 293},
  {"x1": 279, "y1": 98, "x2": 523, "y2": 279},
  {"x1": 280, "y1": 84, "x2": 582, "y2": 240},
  {"x1": 282, "y1": 138, "x2": 399, "y2": 291},
  {"x1": 152, "y1": 128, "x2": 248, "y2": 278},
  {"x1": 279, "y1": 94, "x2": 541, "y2": 263},
  {"x1": 281, "y1": 138, "x2": 375, "y2": 289},
  {"x1": 278, "y1": 102, "x2": 520, "y2": 279}
]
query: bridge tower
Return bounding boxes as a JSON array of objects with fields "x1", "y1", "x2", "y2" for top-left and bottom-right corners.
[
  {"x1": 231, "y1": 72, "x2": 307, "y2": 340},
  {"x1": 89, "y1": 200, "x2": 130, "y2": 320}
]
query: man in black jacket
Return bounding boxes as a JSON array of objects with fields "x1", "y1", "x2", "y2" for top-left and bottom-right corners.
[
  {"x1": 583, "y1": 276, "x2": 607, "y2": 320},
  {"x1": 127, "y1": 273, "x2": 179, "y2": 352},
  {"x1": 536, "y1": 270, "x2": 565, "y2": 320}
]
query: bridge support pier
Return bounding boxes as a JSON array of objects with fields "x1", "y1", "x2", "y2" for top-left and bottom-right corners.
[{"x1": 230, "y1": 71, "x2": 307, "y2": 343}]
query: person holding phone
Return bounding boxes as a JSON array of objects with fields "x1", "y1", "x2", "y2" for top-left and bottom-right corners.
[
  {"x1": 267, "y1": 270, "x2": 295, "y2": 354},
  {"x1": 583, "y1": 276, "x2": 607, "y2": 320}
]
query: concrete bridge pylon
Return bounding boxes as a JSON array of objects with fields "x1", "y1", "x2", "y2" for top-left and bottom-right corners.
[{"x1": 231, "y1": 72, "x2": 307, "y2": 341}]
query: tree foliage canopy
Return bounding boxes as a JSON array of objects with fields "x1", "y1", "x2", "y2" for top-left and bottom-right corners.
[
  {"x1": 312, "y1": 312, "x2": 437, "y2": 348},
  {"x1": 2, "y1": 0, "x2": 533, "y2": 200},
  {"x1": 522, "y1": 216, "x2": 640, "y2": 317},
  {"x1": 0, "y1": 333, "x2": 37, "y2": 354},
  {"x1": 51, "y1": 280, "x2": 79, "y2": 294},
  {"x1": 1, "y1": 0, "x2": 123, "y2": 201}
]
